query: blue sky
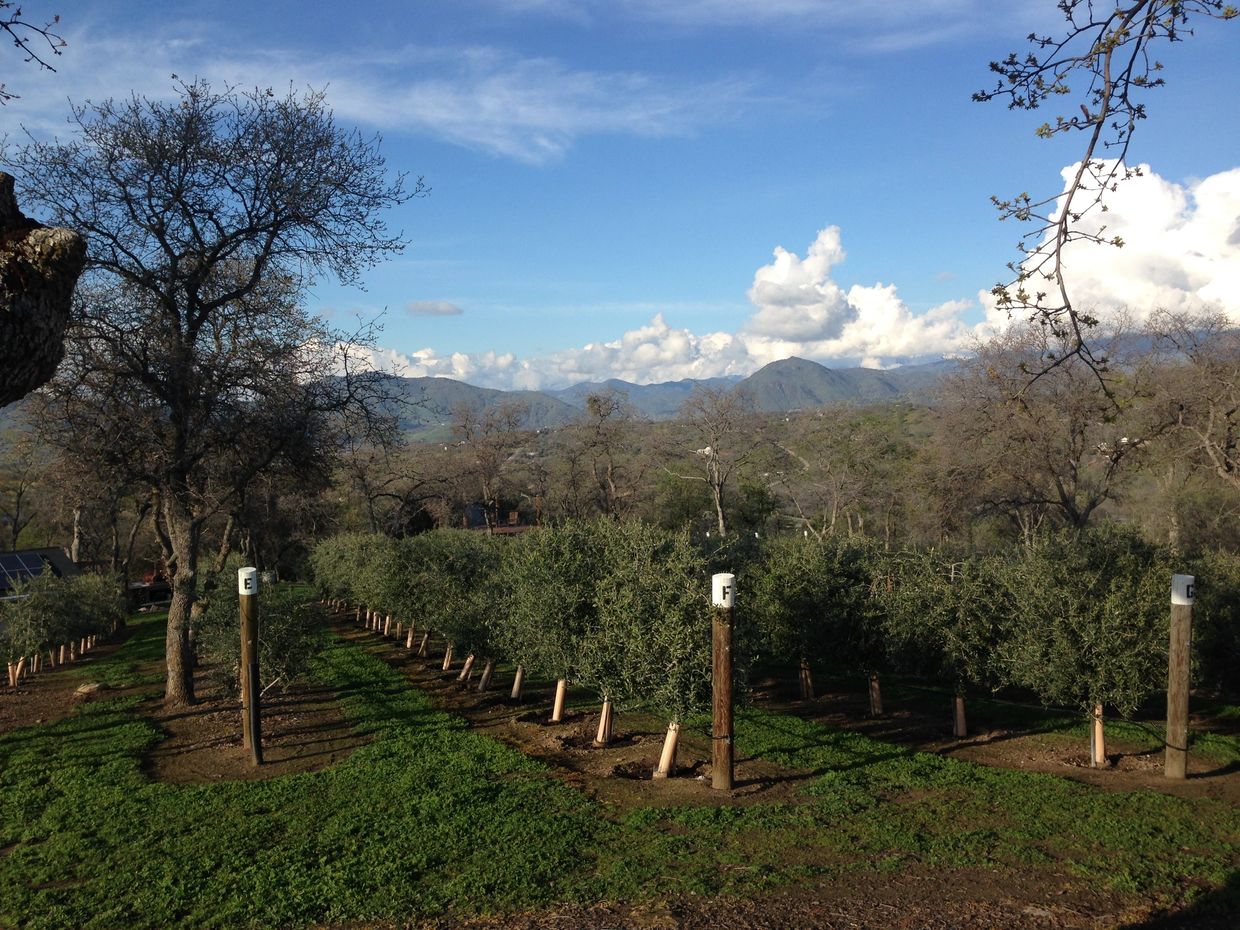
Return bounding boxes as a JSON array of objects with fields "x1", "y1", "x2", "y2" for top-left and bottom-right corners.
[{"x1": 5, "y1": 1, "x2": 1238, "y2": 388}]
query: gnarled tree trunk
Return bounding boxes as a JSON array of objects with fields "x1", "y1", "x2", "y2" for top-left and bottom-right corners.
[{"x1": 0, "y1": 172, "x2": 85, "y2": 408}]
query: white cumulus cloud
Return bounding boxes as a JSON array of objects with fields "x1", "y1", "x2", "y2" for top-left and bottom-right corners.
[
  {"x1": 331, "y1": 165, "x2": 1240, "y2": 391},
  {"x1": 986, "y1": 163, "x2": 1240, "y2": 329},
  {"x1": 742, "y1": 230, "x2": 977, "y2": 362}
]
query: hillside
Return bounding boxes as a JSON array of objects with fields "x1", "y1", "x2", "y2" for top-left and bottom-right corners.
[
  {"x1": 547, "y1": 376, "x2": 741, "y2": 419},
  {"x1": 735, "y1": 357, "x2": 957, "y2": 411},
  {"x1": 381, "y1": 376, "x2": 580, "y2": 439}
]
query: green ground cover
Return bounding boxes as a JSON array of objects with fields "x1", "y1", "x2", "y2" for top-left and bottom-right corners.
[{"x1": 1, "y1": 615, "x2": 1237, "y2": 928}]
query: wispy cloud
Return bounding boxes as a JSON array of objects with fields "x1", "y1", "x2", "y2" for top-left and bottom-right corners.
[
  {"x1": 471, "y1": 0, "x2": 1042, "y2": 49},
  {"x1": 2, "y1": 25, "x2": 760, "y2": 164},
  {"x1": 407, "y1": 300, "x2": 464, "y2": 317}
]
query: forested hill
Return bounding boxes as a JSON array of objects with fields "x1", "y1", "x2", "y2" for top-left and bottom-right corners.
[{"x1": 382, "y1": 357, "x2": 957, "y2": 438}]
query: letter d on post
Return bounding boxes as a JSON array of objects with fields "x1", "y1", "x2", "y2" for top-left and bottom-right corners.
[
  {"x1": 711, "y1": 572, "x2": 736, "y2": 791},
  {"x1": 238, "y1": 567, "x2": 263, "y2": 765}
]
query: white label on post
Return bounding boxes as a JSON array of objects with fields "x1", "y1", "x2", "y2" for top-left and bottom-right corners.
[
  {"x1": 1171, "y1": 574, "x2": 1194, "y2": 606},
  {"x1": 712, "y1": 573, "x2": 736, "y2": 609},
  {"x1": 238, "y1": 567, "x2": 259, "y2": 596}
]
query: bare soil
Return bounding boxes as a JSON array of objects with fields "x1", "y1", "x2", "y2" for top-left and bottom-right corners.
[
  {"x1": 336, "y1": 623, "x2": 810, "y2": 811},
  {"x1": 361, "y1": 866, "x2": 1220, "y2": 930},
  {"x1": 141, "y1": 676, "x2": 367, "y2": 783},
  {"x1": 0, "y1": 623, "x2": 367, "y2": 784}
]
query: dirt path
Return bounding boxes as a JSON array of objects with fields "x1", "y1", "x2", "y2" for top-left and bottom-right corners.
[
  {"x1": 142, "y1": 676, "x2": 368, "y2": 783},
  {"x1": 335, "y1": 612, "x2": 1240, "y2": 807},
  {"x1": 0, "y1": 618, "x2": 368, "y2": 784},
  {"x1": 333, "y1": 619, "x2": 815, "y2": 811},
  {"x1": 399, "y1": 866, "x2": 1228, "y2": 930}
]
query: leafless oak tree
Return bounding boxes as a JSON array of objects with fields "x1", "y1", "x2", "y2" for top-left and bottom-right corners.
[{"x1": 8, "y1": 80, "x2": 417, "y2": 707}]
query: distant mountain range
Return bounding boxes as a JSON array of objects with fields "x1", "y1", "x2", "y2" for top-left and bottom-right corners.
[
  {"x1": 382, "y1": 357, "x2": 958, "y2": 438},
  {"x1": 0, "y1": 356, "x2": 958, "y2": 441}
]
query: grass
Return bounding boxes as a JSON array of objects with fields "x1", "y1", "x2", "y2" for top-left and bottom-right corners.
[
  {"x1": 61, "y1": 612, "x2": 168, "y2": 690},
  {"x1": 732, "y1": 709, "x2": 1240, "y2": 899},
  {"x1": 0, "y1": 622, "x2": 599, "y2": 929},
  {"x1": 2, "y1": 617, "x2": 1238, "y2": 928}
]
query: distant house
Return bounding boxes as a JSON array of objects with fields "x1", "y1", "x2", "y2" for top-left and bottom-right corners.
[{"x1": 0, "y1": 547, "x2": 80, "y2": 596}]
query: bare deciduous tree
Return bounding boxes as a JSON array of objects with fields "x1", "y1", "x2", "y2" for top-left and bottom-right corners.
[
  {"x1": 937, "y1": 325, "x2": 1162, "y2": 539},
  {"x1": 9, "y1": 80, "x2": 416, "y2": 707},
  {"x1": 669, "y1": 387, "x2": 762, "y2": 537},
  {"x1": 1, "y1": 1, "x2": 67, "y2": 103}
]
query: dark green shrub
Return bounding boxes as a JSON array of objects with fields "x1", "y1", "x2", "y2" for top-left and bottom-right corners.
[
  {"x1": 1186, "y1": 548, "x2": 1240, "y2": 696},
  {"x1": 749, "y1": 534, "x2": 881, "y2": 680},
  {"x1": 585, "y1": 521, "x2": 713, "y2": 722},
  {"x1": 881, "y1": 549, "x2": 1011, "y2": 694}
]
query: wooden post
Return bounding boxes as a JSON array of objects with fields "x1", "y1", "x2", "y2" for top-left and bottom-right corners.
[
  {"x1": 551, "y1": 677, "x2": 568, "y2": 722},
  {"x1": 1166, "y1": 573, "x2": 1195, "y2": 779},
  {"x1": 238, "y1": 567, "x2": 263, "y2": 766},
  {"x1": 652, "y1": 721, "x2": 681, "y2": 779},
  {"x1": 953, "y1": 694, "x2": 968, "y2": 738},
  {"x1": 510, "y1": 664, "x2": 525, "y2": 700},
  {"x1": 712, "y1": 572, "x2": 735, "y2": 791},
  {"x1": 868, "y1": 673, "x2": 883, "y2": 716}
]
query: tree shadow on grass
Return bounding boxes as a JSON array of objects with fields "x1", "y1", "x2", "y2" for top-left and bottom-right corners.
[{"x1": 1123, "y1": 869, "x2": 1240, "y2": 929}]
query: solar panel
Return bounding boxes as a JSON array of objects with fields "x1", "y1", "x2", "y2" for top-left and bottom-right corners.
[{"x1": 0, "y1": 552, "x2": 47, "y2": 592}]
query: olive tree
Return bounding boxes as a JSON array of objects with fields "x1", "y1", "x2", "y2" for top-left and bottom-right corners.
[
  {"x1": 998, "y1": 526, "x2": 1173, "y2": 766},
  {"x1": 499, "y1": 520, "x2": 608, "y2": 717},
  {"x1": 8, "y1": 79, "x2": 417, "y2": 706},
  {"x1": 882, "y1": 550, "x2": 1014, "y2": 737},
  {"x1": 750, "y1": 534, "x2": 882, "y2": 708},
  {"x1": 586, "y1": 521, "x2": 712, "y2": 778},
  {"x1": 414, "y1": 529, "x2": 503, "y2": 685},
  {"x1": 197, "y1": 583, "x2": 327, "y2": 697}
]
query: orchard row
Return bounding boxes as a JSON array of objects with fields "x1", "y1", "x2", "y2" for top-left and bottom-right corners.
[{"x1": 310, "y1": 522, "x2": 1239, "y2": 772}]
